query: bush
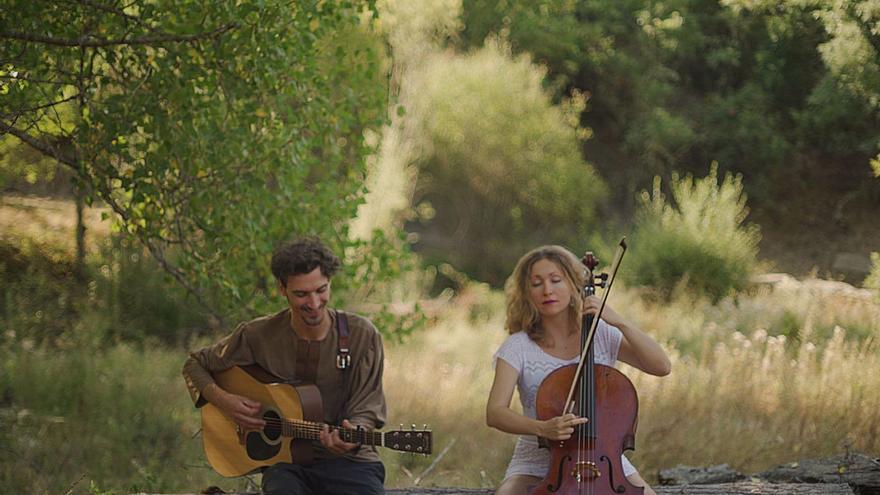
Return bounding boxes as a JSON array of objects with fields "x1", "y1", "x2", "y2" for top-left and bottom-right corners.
[
  {"x1": 0, "y1": 235, "x2": 209, "y2": 348},
  {"x1": 627, "y1": 165, "x2": 761, "y2": 300},
  {"x1": 0, "y1": 237, "x2": 79, "y2": 345},
  {"x1": 87, "y1": 237, "x2": 210, "y2": 345},
  {"x1": 406, "y1": 38, "x2": 606, "y2": 286}
]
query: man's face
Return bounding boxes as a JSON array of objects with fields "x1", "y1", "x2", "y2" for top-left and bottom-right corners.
[{"x1": 279, "y1": 267, "x2": 331, "y2": 328}]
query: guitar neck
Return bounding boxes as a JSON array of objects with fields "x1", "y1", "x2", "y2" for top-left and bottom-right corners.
[
  {"x1": 274, "y1": 418, "x2": 432, "y2": 454},
  {"x1": 281, "y1": 419, "x2": 385, "y2": 446}
]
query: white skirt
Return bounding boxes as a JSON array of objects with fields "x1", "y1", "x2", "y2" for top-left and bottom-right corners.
[{"x1": 504, "y1": 435, "x2": 638, "y2": 481}]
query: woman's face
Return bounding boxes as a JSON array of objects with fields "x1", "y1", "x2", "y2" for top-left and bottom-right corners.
[{"x1": 528, "y1": 258, "x2": 573, "y2": 318}]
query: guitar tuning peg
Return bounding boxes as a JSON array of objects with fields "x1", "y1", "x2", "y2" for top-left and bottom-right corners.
[
  {"x1": 399, "y1": 423, "x2": 403, "y2": 430},
  {"x1": 422, "y1": 424, "x2": 427, "y2": 430},
  {"x1": 411, "y1": 424, "x2": 416, "y2": 430}
]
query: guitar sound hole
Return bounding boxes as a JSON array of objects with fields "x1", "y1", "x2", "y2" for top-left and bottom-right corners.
[{"x1": 263, "y1": 410, "x2": 282, "y2": 441}]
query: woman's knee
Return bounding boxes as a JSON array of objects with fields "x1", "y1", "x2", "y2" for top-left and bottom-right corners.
[
  {"x1": 625, "y1": 470, "x2": 656, "y2": 495},
  {"x1": 496, "y1": 475, "x2": 541, "y2": 495}
]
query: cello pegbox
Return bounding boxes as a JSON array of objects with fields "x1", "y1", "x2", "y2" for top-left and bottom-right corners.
[{"x1": 581, "y1": 251, "x2": 599, "y2": 271}]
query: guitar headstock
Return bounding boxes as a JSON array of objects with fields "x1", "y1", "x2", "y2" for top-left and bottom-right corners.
[{"x1": 385, "y1": 424, "x2": 432, "y2": 455}]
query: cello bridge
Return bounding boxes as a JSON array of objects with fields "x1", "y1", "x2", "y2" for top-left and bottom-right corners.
[{"x1": 572, "y1": 461, "x2": 601, "y2": 481}]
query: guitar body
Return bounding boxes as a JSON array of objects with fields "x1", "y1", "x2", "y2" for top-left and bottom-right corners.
[{"x1": 201, "y1": 366, "x2": 323, "y2": 477}]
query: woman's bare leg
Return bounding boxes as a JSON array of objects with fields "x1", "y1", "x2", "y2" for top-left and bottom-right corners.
[
  {"x1": 626, "y1": 470, "x2": 657, "y2": 495},
  {"x1": 495, "y1": 475, "x2": 542, "y2": 495}
]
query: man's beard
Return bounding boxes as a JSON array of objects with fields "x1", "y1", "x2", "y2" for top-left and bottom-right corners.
[{"x1": 300, "y1": 305, "x2": 326, "y2": 326}]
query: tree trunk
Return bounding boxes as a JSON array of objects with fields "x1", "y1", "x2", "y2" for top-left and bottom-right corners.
[
  {"x1": 758, "y1": 453, "x2": 880, "y2": 495},
  {"x1": 74, "y1": 184, "x2": 86, "y2": 274}
]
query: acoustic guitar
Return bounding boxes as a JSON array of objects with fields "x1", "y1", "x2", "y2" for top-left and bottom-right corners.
[{"x1": 201, "y1": 365, "x2": 432, "y2": 477}]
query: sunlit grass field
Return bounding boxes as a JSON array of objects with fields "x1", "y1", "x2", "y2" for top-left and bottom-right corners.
[
  {"x1": 0, "y1": 195, "x2": 109, "y2": 253},
  {"x1": 4, "y1": 279, "x2": 877, "y2": 493},
  {"x1": 381, "y1": 282, "x2": 880, "y2": 487},
  {"x1": 2, "y1": 196, "x2": 879, "y2": 493}
]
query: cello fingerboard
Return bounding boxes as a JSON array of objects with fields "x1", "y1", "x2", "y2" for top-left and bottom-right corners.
[{"x1": 578, "y1": 346, "x2": 598, "y2": 438}]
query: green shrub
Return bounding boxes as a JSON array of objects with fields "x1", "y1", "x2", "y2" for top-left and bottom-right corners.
[
  {"x1": 0, "y1": 237, "x2": 79, "y2": 345},
  {"x1": 88, "y1": 237, "x2": 209, "y2": 345},
  {"x1": 627, "y1": 165, "x2": 761, "y2": 300},
  {"x1": 0, "y1": 235, "x2": 209, "y2": 347},
  {"x1": 407, "y1": 38, "x2": 606, "y2": 285}
]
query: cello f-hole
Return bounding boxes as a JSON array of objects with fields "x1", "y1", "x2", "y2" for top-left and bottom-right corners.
[
  {"x1": 600, "y1": 455, "x2": 627, "y2": 494},
  {"x1": 546, "y1": 454, "x2": 571, "y2": 492}
]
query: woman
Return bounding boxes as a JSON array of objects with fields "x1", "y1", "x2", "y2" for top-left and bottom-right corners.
[{"x1": 486, "y1": 245, "x2": 671, "y2": 495}]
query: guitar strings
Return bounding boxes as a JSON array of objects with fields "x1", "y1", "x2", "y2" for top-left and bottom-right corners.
[
  {"x1": 259, "y1": 417, "x2": 426, "y2": 435},
  {"x1": 246, "y1": 418, "x2": 429, "y2": 451},
  {"x1": 260, "y1": 418, "x2": 374, "y2": 434},
  {"x1": 251, "y1": 418, "x2": 389, "y2": 443},
  {"x1": 237, "y1": 417, "x2": 429, "y2": 453}
]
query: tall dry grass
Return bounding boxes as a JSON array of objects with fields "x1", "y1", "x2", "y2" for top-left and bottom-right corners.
[
  {"x1": 631, "y1": 325, "x2": 880, "y2": 475},
  {"x1": 2, "y1": 225, "x2": 877, "y2": 492},
  {"x1": 0, "y1": 194, "x2": 109, "y2": 254},
  {"x1": 381, "y1": 281, "x2": 880, "y2": 487},
  {"x1": 382, "y1": 286, "x2": 512, "y2": 488},
  {"x1": 609, "y1": 275, "x2": 880, "y2": 352}
]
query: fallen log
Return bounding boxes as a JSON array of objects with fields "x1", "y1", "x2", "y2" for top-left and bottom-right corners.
[
  {"x1": 758, "y1": 453, "x2": 880, "y2": 495},
  {"x1": 658, "y1": 464, "x2": 746, "y2": 485},
  {"x1": 386, "y1": 485, "x2": 854, "y2": 494},
  {"x1": 385, "y1": 485, "x2": 854, "y2": 494},
  {"x1": 141, "y1": 453, "x2": 880, "y2": 495},
  {"x1": 653, "y1": 482, "x2": 853, "y2": 494},
  {"x1": 134, "y1": 482, "x2": 854, "y2": 495}
]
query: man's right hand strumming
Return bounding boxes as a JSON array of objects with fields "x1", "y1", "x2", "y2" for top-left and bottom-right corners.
[{"x1": 204, "y1": 383, "x2": 266, "y2": 430}]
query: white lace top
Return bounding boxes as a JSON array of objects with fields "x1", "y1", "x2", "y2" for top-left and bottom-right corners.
[{"x1": 493, "y1": 319, "x2": 637, "y2": 480}]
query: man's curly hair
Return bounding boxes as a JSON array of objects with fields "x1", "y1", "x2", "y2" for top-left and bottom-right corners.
[{"x1": 271, "y1": 237, "x2": 341, "y2": 286}]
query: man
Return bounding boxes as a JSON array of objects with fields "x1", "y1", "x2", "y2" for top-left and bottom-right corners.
[{"x1": 182, "y1": 237, "x2": 387, "y2": 494}]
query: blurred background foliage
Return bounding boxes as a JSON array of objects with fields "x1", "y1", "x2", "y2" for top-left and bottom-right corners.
[
  {"x1": 0, "y1": 0, "x2": 403, "y2": 329},
  {"x1": 405, "y1": 38, "x2": 605, "y2": 285},
  {"x1": 627, "y1": 165, "x2": 761, "y2": 300},
  {"x1": 3, "y1": 0, "x2": 879, "y2": 305},
  {"x1": 1, "y1": 0, "x2": 880, "y2": 492}
]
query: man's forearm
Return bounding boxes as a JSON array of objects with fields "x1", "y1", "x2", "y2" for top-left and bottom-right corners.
[{"x1": 201, "y1": 382, "x2": 227, "y2": 405}]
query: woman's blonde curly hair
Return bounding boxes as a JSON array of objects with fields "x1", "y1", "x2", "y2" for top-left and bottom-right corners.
[{"x1": 504, "y1": 245, "x2": 586, "y2": 343}]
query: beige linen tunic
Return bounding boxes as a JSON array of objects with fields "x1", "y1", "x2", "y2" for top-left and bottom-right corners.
[{"x1": 182, "y1": 308, "x2": 386, "y2": 463}]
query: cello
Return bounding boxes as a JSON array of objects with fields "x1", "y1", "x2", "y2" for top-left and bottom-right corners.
[{"x1": 531, "y1": 238, "x2": 643, "y2": 495}]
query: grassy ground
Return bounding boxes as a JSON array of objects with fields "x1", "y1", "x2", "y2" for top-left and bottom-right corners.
[
  {"x1": 1, "y1": 282, "x2": 878, "y2": 493},
  {"x1": 380, "y1": 282, "x2": 880, "y2": 488},
  {"x1": 1, "y1": 195, "x2": 878, "y2": 493}
]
